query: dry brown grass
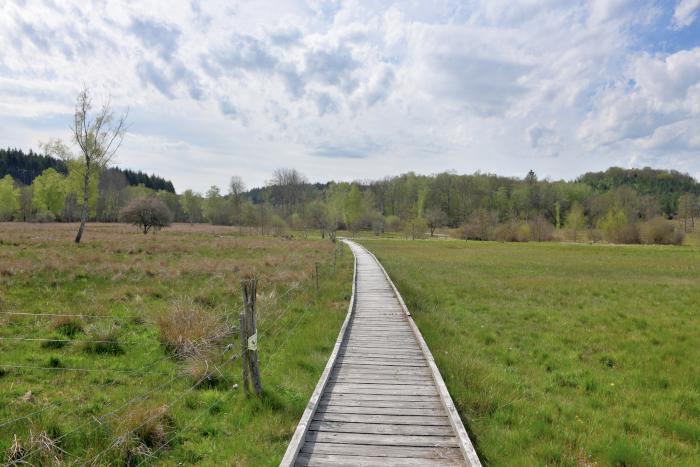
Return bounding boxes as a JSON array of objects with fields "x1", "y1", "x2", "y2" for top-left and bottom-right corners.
[
  {"x1": 112, "y1": 405, "x2": 173, "y2": 466},
  {"x1": 0, "y1": 223, "x2": 334, "y2": 289},
  {"x1": 5, "y1": 428, "x2": 67, "y2": 466},
  {"x1": 155, "y1": 300, "x2": 234, "y2": 359}
]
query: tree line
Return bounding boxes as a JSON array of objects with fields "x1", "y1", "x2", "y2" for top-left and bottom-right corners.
[
  {"x1": 1, "y1": 148, "x2": 174, "y2": 193},
  {"x1": 1, "y1": 152, "x2": 698, "y2": 245}
]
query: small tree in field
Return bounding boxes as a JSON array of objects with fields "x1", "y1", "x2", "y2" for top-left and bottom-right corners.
[
  {"x1": 564, "y1": 201, "x2": 586, "y2": 242},
  {"x1": 41, "y1": 86, "x2": 128, "y2": 243},
  {"x1": 119, "y1": 197, "x2": 172, "y2": 235},
  {"x1": 425, "y1": 206, "x2": 448, "y2": 236}
]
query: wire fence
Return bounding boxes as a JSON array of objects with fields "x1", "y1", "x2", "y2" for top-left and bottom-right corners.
[{"x1": 2, "y1": 240, "x2": 347, "y2": 466}]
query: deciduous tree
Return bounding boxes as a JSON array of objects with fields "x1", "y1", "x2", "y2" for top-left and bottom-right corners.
[
  {"x1": 41, "y1": 86, "x2": 128, "y2": 243},
  {"x1": 425, "y1": 206, "x2": 448, "y2": 236},
  {"x1": 119, "y1": 197, "x2": 172, "y2": 235},
  {"x1": 564, "y1": 201, "x2": 586, "y2": 242},
  {"x1": 0, "y1": 175, "x2": 20, "y2": 221}
]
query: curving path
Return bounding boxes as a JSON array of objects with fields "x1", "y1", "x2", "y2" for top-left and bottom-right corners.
[{"x1": 281, "y1": 239, "x2": 481, "y2": 467}]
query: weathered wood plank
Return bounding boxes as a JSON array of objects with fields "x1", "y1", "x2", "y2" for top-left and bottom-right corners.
[
  {"x1": 313, "y1": 412, "x2": 451, "y2": 426},
  {"x1": 306, "y1": 431, "x2": 459, "y2": 447},
  {"x1": 318, "y1": 392, "x2": 441, "y2": 402},
  {"x1": 328, "y1": 375, "x2": 434, "y2": 385},
  {"x1": 334, "y1": 357, "x2": 427, "y2": 367},
  {"x1": 316, "y1": 405, "x2": 448, "y2": 417},
  {"x1": 295, "y1": 453, "x2": 464, "y2": 467},
  {"x1": 308, "y1": 421, "x2": 454, "y2": 436},
  {"x1": 300, "y1": 442, "x2": 463, "y2": 460},
  {"x1": 319, "y1": 397, "x2": 443, "y2": 409},
  {"x1": 333, "y1": 364, "x2": 431, "y2": 375}
]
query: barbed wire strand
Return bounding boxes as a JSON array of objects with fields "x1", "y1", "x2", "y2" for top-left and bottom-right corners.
[
  {"x1": 134, "y1": 375, "x2": 241, "y2": 467},
  {"x1": 0, "y1": 365, "x2": 242, "y2": 378},
  {"x1": 76, "y1": 351, "x2": 240, "y2": 467},
  {"x1": 0, "y1": 311, "x2": 240, "y2": 321},
  {"x1": 261, "y1": 254, "x2": 338, "y2": 374},
  {"x1": 0, "y1": 337, "x2": 236, "y2": 347},
  {"x1": 6, "y1": 374, "x2": 184, "y2": 467},
  {"x1": 0, "y1": 324, "x2": 239, "y2": 430},
  {"x1": 8, "y1": 347, "x2": 238, "y2": 467}
]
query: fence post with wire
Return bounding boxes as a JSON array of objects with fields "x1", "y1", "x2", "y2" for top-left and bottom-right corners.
[{"x1": 240, "y1": 278, "x2": 262, "y2": 396}]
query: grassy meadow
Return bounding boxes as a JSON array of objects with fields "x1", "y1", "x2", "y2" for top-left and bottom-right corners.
[
  {"x1": 357, "y1": 237, "x2": 700, "y2": 466},
  {"x1": 0, "y1": 223, "x2": 353, "y2": 466}
]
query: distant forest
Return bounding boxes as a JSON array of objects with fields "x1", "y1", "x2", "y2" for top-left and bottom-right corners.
[
  {"x1": 0, "y1": 148, "x2": 175, "y2": 193},
  {"x1": 1, "y1": 147, "x2": 698, "y2": 245},
  {"x1": 576, "y1": 167, "x2": 700, "y2": 215}
]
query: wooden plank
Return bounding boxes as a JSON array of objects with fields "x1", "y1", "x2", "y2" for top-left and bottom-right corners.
[
  {"x1": 316, "y1": 405, "x2": 448, "y2": 417},
  {"x1": 325, "y1": 386, "x2": 438, "y2": 397},
  {"x1": 306, "y1": 431, "x2": 459, "y2": 447},
  {"x1": 319, "y1": 397, "x2": 443, "y2": 410},
  {"x1": 318, "y1": 392, "x2": 441, "y2": 402},
  {"x1": 328, "y1": 375, "x2": 434, "y2": 385},
  {"x1": 326, "y1": 382, "x2": 438, "y2": 392},
  {"x1": 295, "y1": 453, "x2": 464, "y2": 467},
  {"x1": 338, "y1": 352, "x2": 423, "y2": 361},
  {"x1": 333, "y1": 364, "x2": 431, "y2": 375},
  {"x1": 300, "y1": 442, "x2": 463, "y2": 460},
  {"x1": 308, "y1": 421, "x2": 454, "y2": 436},
  {"x1": 313, "y1": 412, "x2": 451, "y2": 426},
  {"x1": 334, "y1": 357, "x2": 427, "y2": 367}
]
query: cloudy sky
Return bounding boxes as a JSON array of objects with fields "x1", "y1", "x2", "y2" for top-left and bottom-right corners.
[{"x1": 1, "y1": 0, "x2": 699, "y2": 193}]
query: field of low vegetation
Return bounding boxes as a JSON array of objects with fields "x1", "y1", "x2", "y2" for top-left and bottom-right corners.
[
  {"x1": 0, "y1": 223, "x2": 353, "y2": 466},
  {"x1": 358, "y1": 237, "x2": 699, "y2": 466}
]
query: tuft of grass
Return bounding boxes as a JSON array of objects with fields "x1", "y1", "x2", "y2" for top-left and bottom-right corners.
[
  {"x1": 155, "y1": 300, "x2": 233, "y2": 359},
  {"x1": 51, "y1": 315, "x2": 84, "y2": 338},
  {"x1": 83, "y1": 324, "x2": 124, "y2": 355},
  {"x1": 5, "y1": 428, "x2": 67, "y2": 467},
  {"x1": 41, "y1": 333, "x2": 69, "y2": 349},
  {"x1": 112, "y1": 405, "x2": 174, "y2": 466}
]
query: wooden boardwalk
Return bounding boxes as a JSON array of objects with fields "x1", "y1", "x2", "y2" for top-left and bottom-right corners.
[{"x1": 281, "y1": 240, "x2": 481, "y2": 467}]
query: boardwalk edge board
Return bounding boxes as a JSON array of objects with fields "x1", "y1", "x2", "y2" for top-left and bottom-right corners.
[
  {"x1": 279, "y1": 247, "x2": 358, "y2": 467},
  {"x1": 351, "y1": 240, "x2": 483, "y2": 467}
]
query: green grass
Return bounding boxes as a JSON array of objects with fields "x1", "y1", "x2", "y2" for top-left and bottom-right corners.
[
  {"x1": 0, "y1": 223, "x2": 353, "y2": 466},
  {"x1": 357, "y1": 237, "x2": 700, "y2": 467}
]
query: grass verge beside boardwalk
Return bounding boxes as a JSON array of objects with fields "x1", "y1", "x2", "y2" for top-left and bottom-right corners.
[
  {"x1": 357, "y1": 238, "x2": 700, "y2": 467},
  {"x1": 0, "y1": 223, "x2": 353, "y2": 466}
]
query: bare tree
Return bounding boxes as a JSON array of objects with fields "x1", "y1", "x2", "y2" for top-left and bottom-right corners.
[
  {"x1": 42, "y1": 86, "x2": 128, "y2": 243},
  {"x1": 308, "y1": 200, "x2": 328, "y2": 238},
  {"x1": 677, "y1": 192, "x2": 697, "y2": 232},
  {"x1": 424, "y1": 206, "x2": 448, "y2": 236},
  {"x1": 270, "y1": 168, "x2": 308, "y2": 216},
  {"x1": 229, "y1": 175, "x2": 246, "y2": 233}
]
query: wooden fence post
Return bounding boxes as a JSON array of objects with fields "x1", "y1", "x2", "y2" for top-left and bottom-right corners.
[
  {"x1": 315, "y1": 262, "x2": 319, "y2": 291},
  {"x1": 241, "y1": 279, "x2": 262, "y2": 395},
  {"x1": 239, "y1": 312, "x2": 250, "y2": 397}
]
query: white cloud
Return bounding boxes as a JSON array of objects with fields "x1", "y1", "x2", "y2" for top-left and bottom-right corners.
[
  {"x1": 0, "y1": 0, "x2": 699, "y2": 192},
  {"x1": 671, "y1": 0, "x2": 700, "y2": 30},
  {"x1": 577, "y1": 48, "x2": 700, "y2": 150}
]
